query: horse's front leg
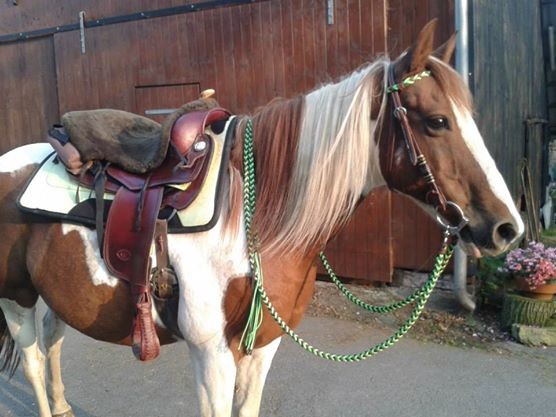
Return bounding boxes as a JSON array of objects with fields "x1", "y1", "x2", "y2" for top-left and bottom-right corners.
[
  {"x1": 0, "y1": 299, "x2": 51, "y2": 417},
  {"x1": 188, "y1": 337, "x2": 238, "y2": 417},
  {"x1": 42, "y1": 309, "x2": 74, "y2": 417},
  {"x1": 233, "y1": 338, "x2": 281, "y2": 417}
]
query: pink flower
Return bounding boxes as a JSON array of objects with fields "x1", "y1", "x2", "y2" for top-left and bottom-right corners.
[{"x1": 502, "y1": 241, "x2": 556, "y2": 288}]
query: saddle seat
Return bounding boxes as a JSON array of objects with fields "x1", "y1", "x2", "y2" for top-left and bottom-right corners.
[{"x1": 48, "y1": 102, "x2": 231, "y2": 362}]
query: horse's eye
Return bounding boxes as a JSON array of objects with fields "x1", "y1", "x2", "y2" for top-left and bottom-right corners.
[{"x1": 426, "y1": 116, "x2": 450, "y2": 131}]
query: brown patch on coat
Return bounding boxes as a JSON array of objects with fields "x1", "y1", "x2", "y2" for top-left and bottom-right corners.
[
  {"x1": 0, "y1": 166, "x2": 39, "y2": 308},
  {"x1": 224, "y1": 252, "x2": 318, "y2": 363},
  {"x1": 26, "y1": 223, "x2": 176, "y2": 345},
  {"x1": 229, "y1": 97, "x2": 303, "y2": 251}
]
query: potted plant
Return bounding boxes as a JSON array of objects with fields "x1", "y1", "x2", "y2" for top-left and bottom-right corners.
[
  {"x1": 499, "y1": 241, "x2": 556, "y2": 329},
  {"x1": 501, "y1": 241, "x2": 556, "y2": 301}
]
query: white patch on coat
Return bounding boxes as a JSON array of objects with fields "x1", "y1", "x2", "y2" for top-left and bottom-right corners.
[
  {"x1": 0, "y1": 299, "x2": 52, "y2": 416},
  {"x1": 60, "y1": 224, "x2": 119, "y2": 287},
  {"x1": 167, "y1": 211, "x2": 249, "y2": 415},
  {"x1": 168, "y1": 210, "x2": 249, "y2": 344},
  {"x1": 451, "y1": 103, "x2": 525, "y2": 236},
  {"x1": 0, "y1": 143, "x2": 53, "y2": 173}
]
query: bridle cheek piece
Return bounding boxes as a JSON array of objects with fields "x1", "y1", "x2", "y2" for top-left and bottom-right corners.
[{"x1": 387, "y1": 64, "x2": 469, "y2": 236}]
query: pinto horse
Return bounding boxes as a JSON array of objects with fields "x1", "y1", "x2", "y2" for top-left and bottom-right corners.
[{"x1": 0, "y1": 20, "x2": 522, "y2": 417}]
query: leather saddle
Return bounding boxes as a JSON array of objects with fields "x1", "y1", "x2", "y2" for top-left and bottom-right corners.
[{"x1": 48, "y1": 105, "x2": 231, "y2": 361}]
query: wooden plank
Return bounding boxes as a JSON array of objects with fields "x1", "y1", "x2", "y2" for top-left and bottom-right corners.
[
  {"x1": 0, "y1": 37, "x2": 59, "y2": 154},
  {"x1": 135, "y1": 84, "x2": 200, "y2": 123},
  {"x1": 0, "y1": 0, "x2": 268, "y2": 37},
  {"x1": 335, "y1": 0, "x2": 351, "y2": 77},
  {"x1": 347, "y1": 0, "x2": 361, "y2": 68},
  {"x1": 302, "y1": 0, "x2": 317, "y2": 89},
  {"x1": 325, "y1": 0, "x2": 339, "y2": 77},
  {"x1": 321, "y1": 188, "x2": 392, "y2": 282},
  {"x1": 472, "y1": 0, "x2": 545, "y2": 200}
]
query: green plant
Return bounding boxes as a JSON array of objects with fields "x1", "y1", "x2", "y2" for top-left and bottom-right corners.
[{"x1": 476, "y1": 254, "x2": 507, "y2": 307}]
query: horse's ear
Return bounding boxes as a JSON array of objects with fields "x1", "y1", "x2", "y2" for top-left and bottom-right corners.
[
  {"x1": 434, "y1": 33, "x2": 457, "y2": 64},
  {"x1": 398, "y1": 19, "x2": 438, "y2": 74}
]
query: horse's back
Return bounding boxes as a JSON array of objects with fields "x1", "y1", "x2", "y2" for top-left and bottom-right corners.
[{"x1": 0, "y1": 143, "x2": 53, "y2": 172}]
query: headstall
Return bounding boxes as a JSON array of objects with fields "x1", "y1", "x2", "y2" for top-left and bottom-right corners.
[{"x1": 386, "y1": 64, "x2": 469, "y2": 236}]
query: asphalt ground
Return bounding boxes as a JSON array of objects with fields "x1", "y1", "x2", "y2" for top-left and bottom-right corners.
[{"x1": 0, "y1": 309, "x2": 555, "y2": 417}]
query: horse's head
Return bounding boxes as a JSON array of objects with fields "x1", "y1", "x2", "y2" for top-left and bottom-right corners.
[{"x1": 378, "y1": 20, "x2": 523, "y2": 257}]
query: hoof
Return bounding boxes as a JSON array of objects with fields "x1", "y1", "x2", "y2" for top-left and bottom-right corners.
[{"x1": 53, "y1": 409, "x2": 75, "y2": 417}]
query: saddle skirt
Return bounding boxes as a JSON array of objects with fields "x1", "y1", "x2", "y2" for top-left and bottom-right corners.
[{"x1": 18, "y1": 116, "x2": 237, "y2": 233}]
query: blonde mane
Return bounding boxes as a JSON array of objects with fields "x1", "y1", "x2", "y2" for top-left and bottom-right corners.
[
  {"x1": 225, "y1": 57, "x2": 474, "y2": 257},
  {"x1": 228, "y1": 59, "x2": 388, "y2": 255}
]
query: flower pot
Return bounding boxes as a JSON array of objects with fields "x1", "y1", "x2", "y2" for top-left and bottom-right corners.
[
  {"x1": 514, "y1": 280, "x2": 556, "y2": 301},
  {"x1": 501, "y1": 293, "x2": 555, "y2": 327}
]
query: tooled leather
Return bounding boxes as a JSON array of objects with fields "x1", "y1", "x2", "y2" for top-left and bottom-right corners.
[
  {"x1": 73, "y1": 107, "x2": 229, "y2": 361},
  {"x1": 103, "y1": 187, "x2": 163, "y2": 287},
  {"x1": 106, "y1": 145, "x2": 208, "y2": 190},
  {"x1": 162, "y1": 137, "x2": 214, "y2": 211},
  {"x1": 171, "y1": 108, "x2": 231, "y2": 155},
  {"x1": 132, "y1": 294, "x2": 160, "y2": 361}
]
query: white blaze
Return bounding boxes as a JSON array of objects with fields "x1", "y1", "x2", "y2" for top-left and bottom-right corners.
[{"x1": 451, "y1": 102, "x2": 524, "y2": 236}]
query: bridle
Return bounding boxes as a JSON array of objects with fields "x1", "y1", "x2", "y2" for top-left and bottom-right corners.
[{"x1": 386, "y1": 64, "x2": 469, "y2": 236}]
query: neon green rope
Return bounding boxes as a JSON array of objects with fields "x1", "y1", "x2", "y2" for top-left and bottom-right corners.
[
  {"x1": 386, "y1": 70, "x2": 431, "y2": 93},
  {"x1": 240, "y1": 118, "x2": 455, "y2": 360}
]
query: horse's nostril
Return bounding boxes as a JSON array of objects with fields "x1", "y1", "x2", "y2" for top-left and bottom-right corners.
[{"x1": 496, "y1": 222, "x2": 517, "y2": 244}]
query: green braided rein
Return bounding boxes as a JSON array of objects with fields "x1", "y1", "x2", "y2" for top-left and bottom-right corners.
[{"x1": 240, "y1": 118, "x2": 455, "y2": 360}]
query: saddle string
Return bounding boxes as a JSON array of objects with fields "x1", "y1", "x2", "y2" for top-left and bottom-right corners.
[
  {"x1": 74, "y1": 160, "x2": 95, "y2": 204},
  {"x1": 134, "y1": 173, "x2": 153, "y2": 232},
  {"x1": 93, "y1": 161, "x2": 111, "y2": 252}
]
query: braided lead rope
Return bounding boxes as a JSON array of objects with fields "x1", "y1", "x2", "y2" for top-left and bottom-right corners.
[
  {"x1": 320, "y1": 253, "x2": 432, "y2": 313},
  {"x1": 385, "y1": 70, "x2": 431, "y2": 93},
  {"x1": 239, "y1": 119, "x2": 264, "y2": 354},
  {"x1": 240, "y1": 118, "x2": 455, "y2": 361},
  {"x1": 256, "y1": 245, "x2": 453, "y2": 362}
]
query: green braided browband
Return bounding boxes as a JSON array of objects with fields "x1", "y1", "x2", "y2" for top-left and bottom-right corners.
[{"x1": 386, "y1": 70, "x2": 431, "y2": 93}]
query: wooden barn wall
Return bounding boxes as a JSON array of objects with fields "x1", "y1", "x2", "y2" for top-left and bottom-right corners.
[
  {"x1": 0, "y1": 0, "x2": 456, "y2": 282},
  {"x1": 0, "y1": 0, "x2": 224, "y2": 36},
  {"x1": 470, "y1": 0, "x2": 546, "y2": 202},
  {"x1": 53, "y1": 0, "x2": 386, "y2": 114},
  {"x1": 0, "y1": 37, "x2": 59, "y2": 151}
]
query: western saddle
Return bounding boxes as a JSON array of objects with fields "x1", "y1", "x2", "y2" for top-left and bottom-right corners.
[{"x1": 47, "y1": 95, "x2": 231, "y2": 361}]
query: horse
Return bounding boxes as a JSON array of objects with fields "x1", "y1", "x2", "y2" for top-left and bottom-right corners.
[{"x1": 0, "y1": 20, "x2": 523, "y2": 417}]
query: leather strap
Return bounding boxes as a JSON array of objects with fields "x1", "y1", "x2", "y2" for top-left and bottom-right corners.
[
  {"x1": 152, "y1": 220, "x2": 175, "y2": 299},
  {"x1": 94, "y1": 164, "x2": 108, "y2": 251},
  {"x1": 132, "y1": 293, "x2": 160, "y2": 361},
  {"x1": 48, "y1": 124, "x2": 70, "y2": 145},
  {"x1": 103, "y1": 185, "x2": 164, "y2": 361},
  {"x1": 387, "y1": 64, "x2": 448, "y2": 211}
]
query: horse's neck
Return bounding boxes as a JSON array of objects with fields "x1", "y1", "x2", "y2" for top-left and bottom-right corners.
[{"x1": 229, "y1": 62, "x2": 388, "y2": 255}]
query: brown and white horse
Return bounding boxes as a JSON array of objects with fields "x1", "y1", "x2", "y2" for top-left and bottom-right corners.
[{"x1": 0, "y1": 21, "x2": 522, "y2": 417}]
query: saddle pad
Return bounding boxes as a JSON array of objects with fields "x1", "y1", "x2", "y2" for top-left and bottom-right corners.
[{"x1": 17, "y1": 116, "x2": 237, "y2": 233}]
